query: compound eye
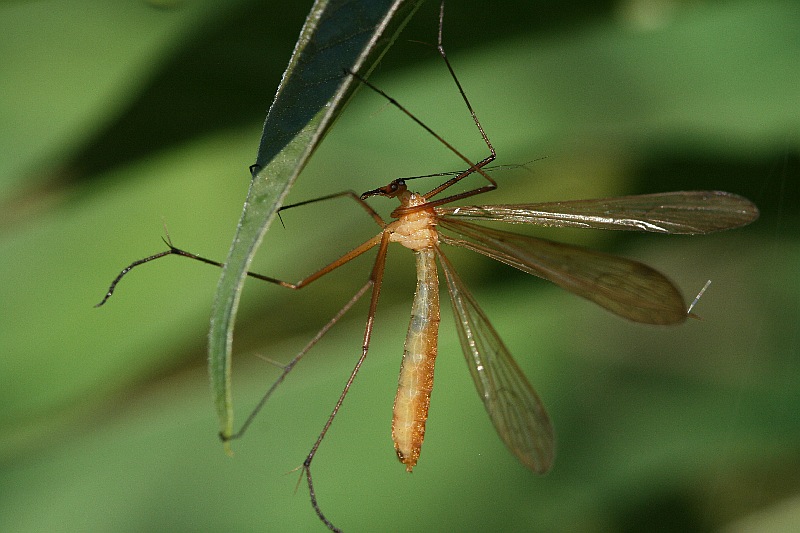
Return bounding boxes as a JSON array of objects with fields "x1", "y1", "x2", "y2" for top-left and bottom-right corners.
[
  {"x1": 360, "y1": 178, "x2": 408, "y2": 199},
  {"x1": 379, "y1": 179, "x2": 405, "y2": 197},
  {"x1": 393, "y1": 179, "x2": 406, "y2": 190}
]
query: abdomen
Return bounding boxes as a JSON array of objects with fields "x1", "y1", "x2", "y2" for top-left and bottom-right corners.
[{"x1": 392, "y1": 247, "x2": 440, "y2": 472}]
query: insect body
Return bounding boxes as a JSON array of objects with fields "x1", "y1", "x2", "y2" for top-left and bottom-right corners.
[
  {"x1": 381, "y1": 189, "x2": 441, "y2": 471},
  {"x1": 349, "y1": 177, "x2": 759, "y2": 478},
  {"x1": 364, "y1": 180, "x2": 557, "y2": 473},
  {"x1": 97, "y1": 3, "x2": 759, "y2": 530}
]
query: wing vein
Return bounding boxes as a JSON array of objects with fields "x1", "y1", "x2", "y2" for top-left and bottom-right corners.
[{"x1": 435, "y1": 245, "x2": 554, "y2": 473}]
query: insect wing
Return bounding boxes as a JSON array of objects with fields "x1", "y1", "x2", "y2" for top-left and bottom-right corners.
[
  {"x1": 436, "y1": 191, "x2": 759, "y2": 234},
  {"x1": 435, "y1": 247, "x2": 555, "y2": 474},
  {"x1": 438, "y1": 218, "x2": 687, "y2": 325}
]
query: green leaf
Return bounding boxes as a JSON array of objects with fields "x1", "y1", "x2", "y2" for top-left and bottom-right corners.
[{"x1": 209, "y1": 0, "x2": 425, "y2": 447}]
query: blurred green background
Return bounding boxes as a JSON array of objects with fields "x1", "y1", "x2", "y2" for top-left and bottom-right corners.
[{"x1": 1, "y1": 0, "x2": 798, "y2": 531}]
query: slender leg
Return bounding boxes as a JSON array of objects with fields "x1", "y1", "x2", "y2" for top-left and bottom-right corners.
[
  {"x1": 225, "y1": 280, "x2": 373, "y2": 442},
  {"x1": 279, "y1": 189, "x2": 385, "y2": 227},
  {"x1": 424, "y1": 0, "x2": 496, "y2": 200},
  {"x1": 345, "y1": 70, "x2": 496, "y2": 208},
  {"x1": 304, "y1": 231, "x2": 392, "y2": 533},
  {"x1": 345, "y1": 1, "x2": 498, "y2": 211},
  {"x1": 96, "y1": 192, "x2": 387, "y2": 307}
]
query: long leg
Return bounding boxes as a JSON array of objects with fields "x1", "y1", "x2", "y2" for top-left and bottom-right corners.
[
  {"x1": 96, "y1": 233, "x2": 383, "y2": 306},
  {"x1": 347, "y1": 70, "x2": 496, "y2": 210},
  {"x1": 347, "y1": 1, "x2": 497, "y2": 210},
  {"x1": 96, "y1": 191, "x2": 386, "y2": 306},
  {"x1": 224, "y1": 280, "x2": 373, "y2": 442},
  {"x1": 279, "y1": 190, "x2": 385, "y2": 227},
  {"x1": 421, "y1": 0, "x2": 496, "y2": 204},
  {"x1": 304, "y1": 231, "x2": 392, "y2": 533}
]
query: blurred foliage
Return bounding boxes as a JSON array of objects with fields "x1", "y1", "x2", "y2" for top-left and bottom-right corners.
[{"x1": 1, "y1": 0, "x2": 798, "y2": 532}]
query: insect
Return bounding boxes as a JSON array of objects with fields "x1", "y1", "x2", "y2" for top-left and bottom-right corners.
[{"x1": 97, "y1": 3, "x2": 759, "y2": 531}]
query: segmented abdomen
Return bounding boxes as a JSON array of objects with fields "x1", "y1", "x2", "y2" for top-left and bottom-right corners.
[{"x1": 392, "y1": 247, "x2": 440, "y2": 472}]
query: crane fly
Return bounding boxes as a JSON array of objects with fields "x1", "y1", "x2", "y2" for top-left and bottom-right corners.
[{"x1": 97, "y1": 3, "x2": 759, "y2": 531}]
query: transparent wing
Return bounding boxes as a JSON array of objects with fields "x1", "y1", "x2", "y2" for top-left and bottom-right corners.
[
  {"x1": 439, "y1": 218, "x2": 687, "y2": 325},
  {"x1": 436, "y1": 191, "x2": 759, "y2": 234},
  {"x1": 435, "y1": 247, "x2": 555, "y2": 474}
]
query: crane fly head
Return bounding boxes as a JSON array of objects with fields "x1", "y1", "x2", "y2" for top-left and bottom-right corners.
[{"x1": 360, "y1": 179, "x2": 408, "y2": 200}]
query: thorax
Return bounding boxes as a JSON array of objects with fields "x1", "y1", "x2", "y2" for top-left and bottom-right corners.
[{"x1": 388, "y1": 191, "x2": 438, "y2": 251}]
